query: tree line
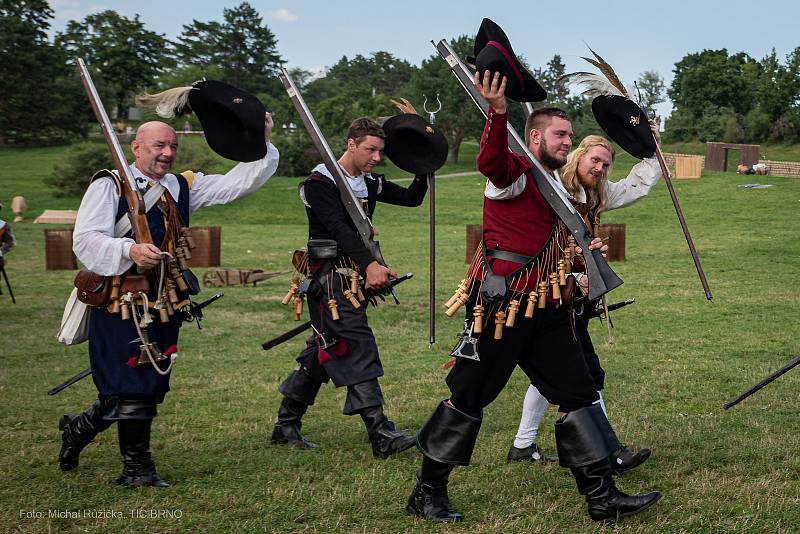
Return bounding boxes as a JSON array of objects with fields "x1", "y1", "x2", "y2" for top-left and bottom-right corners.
[{"x1": 3, "y1": 1, "x2": 799, "y2": 175}]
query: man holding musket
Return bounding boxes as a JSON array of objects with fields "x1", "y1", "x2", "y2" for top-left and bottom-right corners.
[
  {"x1": 270, "y1": 114, "x2": 447, "y2": 459},
  {"x1": 59, "y1": 80, "x2": 279, "y2": 487},
  {"x1": 406, "y1": 19, "x2": 661, "y2": 523}
]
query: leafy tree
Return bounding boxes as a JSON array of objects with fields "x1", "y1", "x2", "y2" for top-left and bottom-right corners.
[
  {"x1": 405, "y1": 35, "x2": 484, "y2": 163},
  {"x1": 636, "y1": 71, "x2": 665, "y2": 115},
  {"x1": 534, "y1": 54, "x2": 570, "y2": 104},
  {"x1": 175, "y1": 2, "x2": 283, "y2": 96},
  {"x1": 669, "y1": 49, "x2": 758, "y2": 118},
  {"x1": 0, "y1": 0, "x2": 88, "y2": 145},
  {"x1": 54, "y1": 10, "x2": 172, "y2": 117}
]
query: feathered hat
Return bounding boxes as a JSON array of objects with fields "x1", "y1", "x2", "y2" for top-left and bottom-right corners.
[
  {"x1": 558, "y1": 48, "x2": 656, "y2": 159},
  {"x1": 137, "y1": 80, "x2": 267, "y2": 162},
  {"x1": 382, "y1": 98, "x2": 449, "y2": 175}
]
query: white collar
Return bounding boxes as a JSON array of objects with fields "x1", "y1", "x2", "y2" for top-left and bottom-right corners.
[
  {"x1": 130, "y1": 164, "x2": 180, "y2": 201},
  {"x1": 311, "y1": 163, "x2": 370, "y2": 198}
]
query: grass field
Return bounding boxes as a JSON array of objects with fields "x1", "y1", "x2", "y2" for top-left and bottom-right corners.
[{"x1": 1, "y1": 140, "x2": 799, "y2": 533}]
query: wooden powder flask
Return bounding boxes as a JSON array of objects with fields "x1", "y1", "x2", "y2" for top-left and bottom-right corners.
[
  {"x1": 110, "y1": 276, "x2": 121, "y2": 300},
  {"x1": 159, "y1": 305, "x2": 170, "y2": 323},
  {"x1": 282, "y1": 276, "x2": 299, "y2": 305},
  {"x1": 356, "y1": 286, "x2": 365, "y2": 302},
  {"x1": 494, "y1": 310, "x2": 506, "y2": 340},
  {"x1": 179, "y1": 238, "x2": 192, "y2": 261},
  {"x1": 473, "y1": 304, "x2": 484, "y2": 334},
  {"x1": 328, "y1": 299, "x2": 340, "y2": 321},
  {"x1": 557, "y1": 260, "x2": 567, "y2": 286},
  {"x1": 505, "y1": 299, "x2": 520, "y2": 328},
  {"x1": 292, "y1": 295, "x2": 304, "y2": 321},
  {"x1": 524, "y1": 292, "x2": 536, "y2": 318},
  {"x1": 166, "y1": 299, "x2": 175, "y2": 316},
  {"x1": 349, "y1": 271, "x2": 359, "y2": 295},
  {"x1": 549, "y1": 273, "x2": 561, "y2": 301},
  {"x1": 445, "y1": 279, "x2": 468, "y2": 309},
  {"x1": 175, "y1": 246, "x2": 189, "y2": 271},
  {"x1": 445, "y1": 292, "x2": 468, "y2": 317},
  {"x1": 167, "y1": 280, "x2": 179, "y2": 305},
  {"x1": 537, "y1": 281, "x2": 548, "y2": 308},
  {"x1": 180, "y1": 227, "x2": 196, "y2": 250},
  {"x1": 343, "y1": 289, "x2": 361, "y2": 309},
  {"x1": 120, "y1": 300, "x2": 131, "y2": 321}
]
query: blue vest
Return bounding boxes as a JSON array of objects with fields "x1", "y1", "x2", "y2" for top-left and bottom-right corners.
[{"x1": 88, "y1": 173, "x2": 191, "y2": 400}]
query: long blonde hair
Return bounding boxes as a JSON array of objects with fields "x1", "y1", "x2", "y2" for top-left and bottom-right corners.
[{"x1": 560, "y1": 135, "x2": 615, "y2": 216}]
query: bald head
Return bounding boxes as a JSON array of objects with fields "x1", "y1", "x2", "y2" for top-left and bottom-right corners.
[
  {"x1": 135, "y1": 120, "x2": 176, "y2": 141},
  {"x1": 131, "y1": 121, "x2": 178, "y2": 180}
]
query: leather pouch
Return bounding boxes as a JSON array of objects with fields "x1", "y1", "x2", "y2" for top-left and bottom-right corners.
[
  {"x1": 120, "y1": 273, "x2": 150, "y2": 295},
  {"x1": 74, "y1": 269, "x2": 111, "y2": 307},
  {"x1": 307, "y1": 239, "x2": 338, "y2": 260}
]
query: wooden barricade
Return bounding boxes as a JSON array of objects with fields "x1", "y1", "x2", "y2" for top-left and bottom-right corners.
[
  {"x1": 675, "y1": 157, "x2": 703, "y2": 179},
  {"x1": 465, "y1": 224, "x2": 483, "y2": 263},
  {"x1": 595, "y1": 224, "x2": 626, "y2": 262},
  {"x1": 187, "y1": 226, "x2": 221, "y2": 267},
  {"x1": 44, "y1": 229, "x2": 77, "y2": 270}
]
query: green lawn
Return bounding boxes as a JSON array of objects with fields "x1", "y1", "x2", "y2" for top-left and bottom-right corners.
[{"x1": 1, "y1": 143, "x2": 799, "y2": 533}]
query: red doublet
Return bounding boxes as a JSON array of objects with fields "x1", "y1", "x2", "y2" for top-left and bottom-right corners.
[{"x1": 476, "y1": 108, "x2": 557, "y2": 292}]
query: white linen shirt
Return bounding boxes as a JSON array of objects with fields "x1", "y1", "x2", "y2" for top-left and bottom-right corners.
[
  {"x1": 73, "y1": 142, "x2": 279, "y2": 276},
  {"x1": 573, "y1": 157, "x2": 662, "y2": 211}
]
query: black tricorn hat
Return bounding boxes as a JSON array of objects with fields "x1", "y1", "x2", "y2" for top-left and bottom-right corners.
[
  {"x1": 188, "y1": 80, "x2": 267, "y2": 162},
  {"x1": 472, "y1": 18, "x2": 546, "y2": 103},
  {"x1": 382, "y1": 114, "x2": 449, "y2": 175},
  {"x1": 137, "y1": 80, "x2": 267, "y2": 162},
  {"x1": 592, "y1": 95, "x2": 656, "y2": 159}
]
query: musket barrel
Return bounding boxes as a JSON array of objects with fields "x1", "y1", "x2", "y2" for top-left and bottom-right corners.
[{"x1": 76, "y1": 59, "x2": 153, "y2": 248}]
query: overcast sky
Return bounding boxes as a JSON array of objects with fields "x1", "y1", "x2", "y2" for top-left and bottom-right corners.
[{"x1": 47, "y1": 0, "x2": 800, "y2": 118}]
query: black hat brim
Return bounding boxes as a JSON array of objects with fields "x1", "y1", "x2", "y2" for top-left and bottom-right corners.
[
  {"x1": 591, "y1": 95, "x2": 656, "y2": 159},
  {"x1": 188, "y1": 80, "x2": 267, "y2": 162},
  {"x1": 383, "y1": 114, "x2": 449, "y2": 175},
  {"x1": 473, "y1": 18, "x2": 546, "y2": 103}
]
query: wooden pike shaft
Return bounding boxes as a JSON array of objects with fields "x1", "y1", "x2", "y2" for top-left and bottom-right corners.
[{"x1": 653, "y1": 144, "x2": 713, "y2": 300}]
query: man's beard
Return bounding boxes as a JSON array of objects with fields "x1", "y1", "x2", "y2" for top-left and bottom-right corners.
[{"x1": 537, "y1": 138, "x2": 567, "y2": 170}]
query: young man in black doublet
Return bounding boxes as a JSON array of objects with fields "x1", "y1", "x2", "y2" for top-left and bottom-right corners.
[{"x1": 271, "y1": 117, "x2": 426, "y2": 458}]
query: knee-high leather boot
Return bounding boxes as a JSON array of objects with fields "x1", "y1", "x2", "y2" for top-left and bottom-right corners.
[
  {"x1": 271, "y1": 396, "x2": 318, "y2": 449},
  {"x1": 359, "y1": 405, "x2": 416, "y2": 459},
  {"x1": 59, "y1": 398, "x2": 114, "y2": 471},
  {"x1": 555, "y1": 404, "x2": 661, "y2": 523},
  {"x1": 272, "y1": 367, "x2": 322, "y2": 449},
  {"x1": 114, "y1": 399, "x2": 168, "y2": 488},
  {"x1": 406, "y1": 401, "x2": 482, "y2": 523}
]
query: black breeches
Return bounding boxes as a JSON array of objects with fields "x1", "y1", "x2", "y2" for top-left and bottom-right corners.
[{"x1": 447, "y1": 303, "x2": 599, "y2": 414}]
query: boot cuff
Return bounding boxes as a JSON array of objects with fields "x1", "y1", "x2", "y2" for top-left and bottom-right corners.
[
  {"x1": 417, "y1": 401, "x2": 482, "y2": 466},
  {"x1": 554, "y1": 404, "x2": 619, "y2": 467},
  {"x1": 104, "y1": 399, "x2": 158, "y2": 421}
]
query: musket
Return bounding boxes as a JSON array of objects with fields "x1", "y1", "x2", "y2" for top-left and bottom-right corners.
[
  {"x1": 434, "y1": 40, "x2": 622, "y2": 301},
  {"x1": 76, "y1": 58, "x2": 154, "y2": 260},
  {"x1": 278, "y1": 68, "x2": 385, "y2": 266},
  {"x1": 261, "y1": 273, "x2": 413, "y2": 352},
  {"x1": 724, "y1": 355, "x2": 800, "y2": 410}
]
